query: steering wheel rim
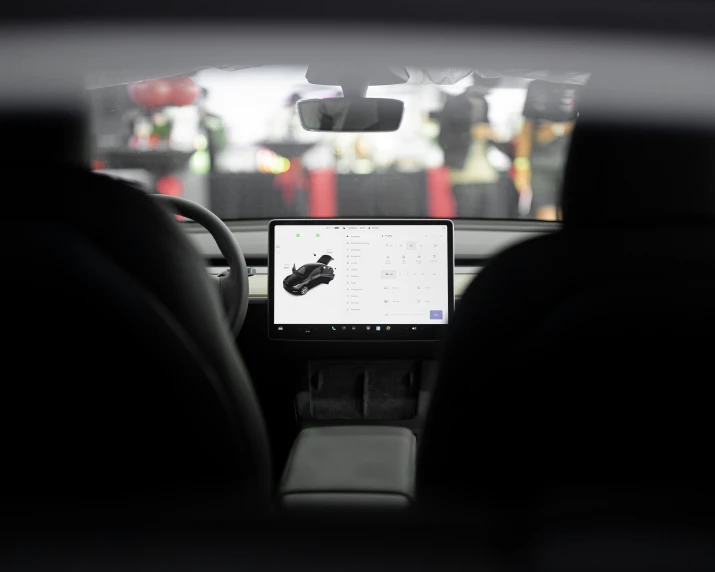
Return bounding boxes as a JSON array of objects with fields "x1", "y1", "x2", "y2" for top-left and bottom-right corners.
[{"x1": 152, "y1": 195, "x2": 249, "y2": 338}]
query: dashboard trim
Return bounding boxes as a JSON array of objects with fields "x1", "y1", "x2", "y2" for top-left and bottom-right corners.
[{"x1": 188, "y1": 220, "x2": 557, "y2": 261}]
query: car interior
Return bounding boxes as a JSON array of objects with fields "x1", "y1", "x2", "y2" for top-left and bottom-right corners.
[{"x1": 6, "y1": 11, "x2": 715, "y2": 571}]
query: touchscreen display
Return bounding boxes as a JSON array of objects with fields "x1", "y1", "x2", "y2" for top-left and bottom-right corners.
[{"x1": 269, "y1": 220, "x2": 453, "y2": 340}]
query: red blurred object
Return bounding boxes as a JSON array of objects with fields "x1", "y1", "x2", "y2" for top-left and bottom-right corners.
[
  {"x1": 168, "y1": 76, "x2": 200, "y2": 106},
  {"x1": 426, "y1": 166, "x2": 456, "y2": 217},
  {"x1": 308, "y1": 169, "x2": 337, "y2": 217},
  {"x1": 91, "y1": 158, "x2": 105, "y2": 170},
  {"x1": 274, "y1": 158, "x2": 306, "y2": 205},
  {"x1": 128, "y1": 79, "x2": 173, "y2": 109},
  {"x1": 156, "y1": 175, "x2": 183, "y2": 197}
]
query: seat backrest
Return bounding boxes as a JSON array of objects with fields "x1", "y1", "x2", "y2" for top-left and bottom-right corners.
[
  {"x1": 417, "y1": 108, "x2": 715, "y2": 567},
  {"x1": 6, "y1": 169, "x2": 271, "y2": 524}
]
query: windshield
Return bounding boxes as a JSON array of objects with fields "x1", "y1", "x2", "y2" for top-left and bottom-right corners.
[
  {"x1": 295, "y1": 265, "x2": 309, "y2": 276},
  {"x1": 90, "y1": 66, "x2": 583, "y2": 222}
]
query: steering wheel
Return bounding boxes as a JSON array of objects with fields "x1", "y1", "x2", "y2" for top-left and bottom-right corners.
[{"x1": 152, "y1": 195, "x2": 249, "y2": 338}]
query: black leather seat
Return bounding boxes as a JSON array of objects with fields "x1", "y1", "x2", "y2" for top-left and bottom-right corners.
[
  {"x1": 417, "y1": 111, "x2": 715, "y2": 565},
  {"x1": 6, "y1": 163, "x2": 271, "y2": 524}
]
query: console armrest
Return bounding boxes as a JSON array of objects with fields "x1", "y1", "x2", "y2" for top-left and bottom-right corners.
[{"x1": 279, "y1": 426, "x2": 416, "y2": 510}]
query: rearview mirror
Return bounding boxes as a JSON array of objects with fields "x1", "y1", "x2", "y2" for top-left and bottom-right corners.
[{"x1": 298, "y1": 98, "x2": 403, "y2": 132}]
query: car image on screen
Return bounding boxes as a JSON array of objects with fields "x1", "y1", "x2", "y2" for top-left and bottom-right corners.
[{"x1": 283, "y1": 254, "x2": 335, "y2": 295}]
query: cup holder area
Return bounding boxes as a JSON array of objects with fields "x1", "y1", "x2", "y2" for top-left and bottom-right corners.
[{"x1": 309, "y1": 360, "x2": 419, "y2": 420}]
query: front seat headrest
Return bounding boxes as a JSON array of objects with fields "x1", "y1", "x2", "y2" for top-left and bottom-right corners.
[
  {"x1": 562, "y1": 93, "x2": 715, "y2": 228},
  {"x1": 0, "y1": 107, "x2": 89, "y2": 167}
]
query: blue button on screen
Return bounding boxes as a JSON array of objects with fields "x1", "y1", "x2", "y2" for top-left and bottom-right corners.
[{"x1": 430, "y1": 310, "x2": 443, "y2": 320}]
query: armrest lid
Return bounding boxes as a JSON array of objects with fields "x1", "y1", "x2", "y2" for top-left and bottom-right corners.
[{"x1": 280, "y1": 426, "x2": 416, "y2": 499}]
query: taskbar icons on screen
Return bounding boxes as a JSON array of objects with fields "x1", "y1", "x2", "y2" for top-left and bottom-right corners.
[{"x1": 271, "y1": 324, "x2": 445, "y2": 340}]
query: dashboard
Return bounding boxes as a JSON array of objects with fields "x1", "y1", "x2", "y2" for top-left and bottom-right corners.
[
  {"x1": 198, "y1": 220, "x2": 558, "y2": 310},
  {"x1": 189, "y1": 220, "x2": 557, "y2": 261}
]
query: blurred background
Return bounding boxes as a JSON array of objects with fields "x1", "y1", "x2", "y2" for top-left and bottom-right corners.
[{"x1": 90, "y1": 66, "x2": 580, "y2": 222}]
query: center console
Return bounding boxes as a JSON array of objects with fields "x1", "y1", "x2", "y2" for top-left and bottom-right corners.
[{"x1": 269, "y1": 219, "x2": 454, "y2": 511}]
